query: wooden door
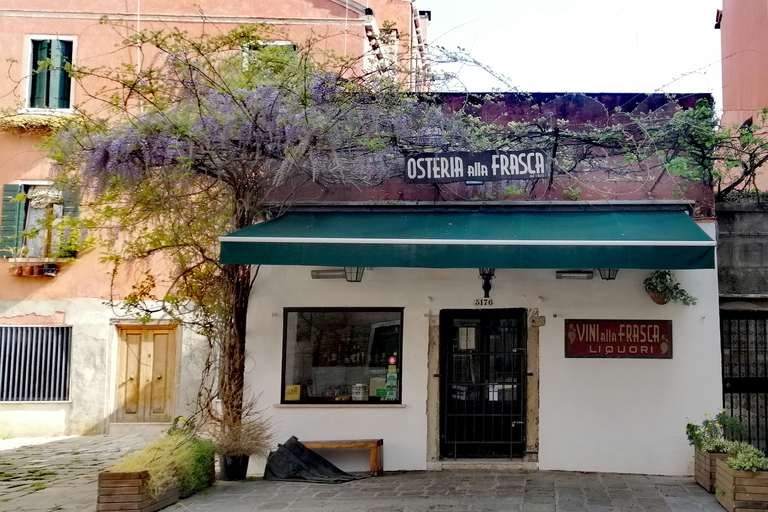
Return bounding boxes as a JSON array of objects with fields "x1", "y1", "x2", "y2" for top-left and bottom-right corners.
[{"x1": 116, "y1": 327, "x2": 177, "y2": 423}]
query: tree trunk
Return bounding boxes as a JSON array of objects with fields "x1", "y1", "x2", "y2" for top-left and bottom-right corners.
[{"x1": 218, "y1": 263, "x2": 252, "y2": 427}]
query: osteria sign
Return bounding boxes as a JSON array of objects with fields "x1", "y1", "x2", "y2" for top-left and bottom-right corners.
[
  {"x1": 404, "y1": 149, "x2": 549, "y2": 184},
  {"x1": 565, "y1": 320, "x2": 672, "y2": 358}
]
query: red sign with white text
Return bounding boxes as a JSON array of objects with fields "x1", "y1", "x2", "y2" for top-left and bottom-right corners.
[{"x1": 565, "y1": 320, "x2": 672, "y2": 358}]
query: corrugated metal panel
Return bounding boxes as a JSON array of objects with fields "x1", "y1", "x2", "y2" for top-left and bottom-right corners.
[{"x1": 0, "y1": 326, "x2": 71, "y2": 401}]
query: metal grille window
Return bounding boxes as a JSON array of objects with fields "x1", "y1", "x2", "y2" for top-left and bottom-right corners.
[
  {"x1": 721, "y1": 311, "x2": 768, "y2": 452},
  {"x1": 0, "y1": 326, "x2": 71, "y2": 402}
]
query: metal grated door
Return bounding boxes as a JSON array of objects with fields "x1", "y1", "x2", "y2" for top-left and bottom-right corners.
[
  {"x1": 440, "y1": 309, "x2": 526, "y2": 459},
  {"x1": 721, "y1": 311, "x2": 768, "y2": 452}
]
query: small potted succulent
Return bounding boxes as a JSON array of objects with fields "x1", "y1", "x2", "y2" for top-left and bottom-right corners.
[{"x1": 643, "y1": 270, "x2": 697, "y2": 305}]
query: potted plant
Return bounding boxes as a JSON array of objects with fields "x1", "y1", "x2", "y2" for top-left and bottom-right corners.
[
  {"x1": 643, "y1": 270, "x2": 697, "y2": 305},
  {"x1": 686, "y1": 411, "x2": 745, "y2": 492},
  {"x1": 715, "y1": 441, "x2": 768, "y2": 512},
  {"x1": 211, "y1": 400, "x2": 274, "y2": 481},
  {"x1": 99, "y1": 418, "x2": 216, "y2": 511}
]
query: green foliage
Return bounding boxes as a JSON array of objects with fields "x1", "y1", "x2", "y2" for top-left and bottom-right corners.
[
  {"x1": 726, "y1": 442, "x2": 768, "y2": 472},
  {"x1": 643, "y1": 270, "x2": 697, "y2": 306},
  {"x1": 0, "y1": 114, "x2": 74, "y2": 136},
  {"x1": 564, "y1": 185, "x2": 581, "y2": 201},
  {"x1": 686, "y1": 411, "x2": 746, "y2": 452},
  {"x1": 109, "y1": 432, "x2": 215, "y2": 498}
]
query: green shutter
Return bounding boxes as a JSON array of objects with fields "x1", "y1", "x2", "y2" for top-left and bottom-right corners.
[
  {"x1": 1, "y1": 184, "x2": 25, "y2": 257},
  {"x1": 30, "y1": 40, "x2": 50, "y2": 108},
  {"x1": 51, "y1": 40, "x2": 72, "y2": 109}
]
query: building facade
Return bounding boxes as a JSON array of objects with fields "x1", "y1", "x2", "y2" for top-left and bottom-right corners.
[{"x1": 0, "y1": 0, "x2": 430, "y2": 437}]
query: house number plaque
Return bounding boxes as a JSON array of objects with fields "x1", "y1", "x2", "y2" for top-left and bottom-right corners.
[{"x1": 565, "y1": 319, "x2": 672, "y2": 358}]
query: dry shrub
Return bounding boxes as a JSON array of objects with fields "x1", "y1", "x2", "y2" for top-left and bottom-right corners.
[
  {"x1": 108, "y1": 433, "x2": 215, "y2": 498},
  {"x1": 211, "y1": 413, "x2": 274, "y2": 457}
]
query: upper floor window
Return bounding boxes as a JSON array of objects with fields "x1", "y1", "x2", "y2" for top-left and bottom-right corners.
[
  {"x1": 1, "y1": 183, "x2": 79, "y2": 259},
  {"x1": 28, "y1": 37, "x2": 73, "y2": 110}
]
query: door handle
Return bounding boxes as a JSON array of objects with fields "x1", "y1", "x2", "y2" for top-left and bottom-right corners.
[{"x1": 157, "y1": 375, "x2": 163, "y2": 380}]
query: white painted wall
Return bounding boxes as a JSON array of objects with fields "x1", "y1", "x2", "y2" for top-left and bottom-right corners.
[
  {"x1": 0, "y1": 299, "x2": 208, "y2": 436},
  {"x1": 247, "y1": 252, "x2": 721, "y2": 475}
]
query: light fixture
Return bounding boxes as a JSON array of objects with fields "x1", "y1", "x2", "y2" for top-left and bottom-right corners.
[
  {"x1": 478, "y1": 268, "x2": 496, "y2": 298},
  {"x1": 311, "y1": 269, "x2": 346, "y2": 279},
  {"x1": 597, "y1": 268, "x2": 619, "y2": 280},
  {"x1": 344, "y1": 267, "x2": 365, "y2": 283},
  {"x1": 555, "y1": 270, "x2": 593, "y2": 280}
]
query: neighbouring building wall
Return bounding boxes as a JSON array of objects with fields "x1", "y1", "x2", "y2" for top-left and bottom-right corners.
[
  {"x1": 720, "y1": 0, "x2": 768, "y2": 129},
  {"x1": 0, "y1": 298, "x2": 209, "y2": 436},
  {"x1": 245, "y1": 235, "x2": 720, "y2": 475},
  {"x1": 717, "y1": 202, "x2": 768, "y2": 297}
]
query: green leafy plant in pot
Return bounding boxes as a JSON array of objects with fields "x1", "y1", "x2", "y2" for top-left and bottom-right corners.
[{"x1": 643, "y1": 270, "x2": 697, "y2": 305}]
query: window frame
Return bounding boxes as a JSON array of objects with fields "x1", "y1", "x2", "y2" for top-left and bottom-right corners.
[
  {"x1": 23, "y1": 34, "x2": 76, "y2": 113},
  {"x1": 0, "y1": 181, "x2": 80, "y2": 259},
  {"x1": 281, "y1": 307, "x2": 404, "y2": 405}
]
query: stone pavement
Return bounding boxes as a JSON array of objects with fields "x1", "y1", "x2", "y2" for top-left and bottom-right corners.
[
  {"x1": 0, "y1": 435, "x2": 724, "y2": 512},
  {"x1": 0, "y1": 434, "x2": 153, "y2": 512},
  {"x1": 177, "y1": 471, "x2": 724, "y2": 512}
]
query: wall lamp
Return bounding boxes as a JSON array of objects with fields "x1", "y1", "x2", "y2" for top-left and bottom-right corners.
[
  {"x1": 310, "y1": 267, "x2": 366, "y2": 282},
  {"x1": 310, "y1": 269, "x2": 346, "y2": 279},
  {"x1": 344, "y1": 267, "x2": 365, "y2": 283},
  {"x1": 555, "y1": 270, "x2": 593, "y2": 280},
  {"x1": 478, "y1": 268, "x2": 496, "y2": 297},
  {"x1": 597, "y1": 268, "x2": 619, "y2": 280}
]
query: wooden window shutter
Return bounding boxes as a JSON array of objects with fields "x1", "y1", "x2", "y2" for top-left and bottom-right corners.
[
  {"x1": 30, "y1": 40, "x2": 51, "y2": 108},
  {"x1": 1, "y1": 184, "x2": 25, "y2": 257},
  {"x1": 50, "y1": 40, "x2": 72, "y2": 109}
]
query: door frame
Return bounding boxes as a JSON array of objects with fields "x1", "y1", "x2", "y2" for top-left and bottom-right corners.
[{"x1": 426, "y1": 308, "x2": 542, "y2": 467}]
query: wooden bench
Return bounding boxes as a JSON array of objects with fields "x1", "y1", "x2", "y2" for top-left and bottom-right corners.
[{"x1": 302, "y1": 439, "x2": 384, "y2": 476}]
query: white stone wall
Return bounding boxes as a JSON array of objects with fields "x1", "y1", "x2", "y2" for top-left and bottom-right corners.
[
  {"x1": 0, "y1": 299, "x2": 207, "y2": 436},
  {"x1": 246, "y1": 259, "x2": 720, "y2": 475}
]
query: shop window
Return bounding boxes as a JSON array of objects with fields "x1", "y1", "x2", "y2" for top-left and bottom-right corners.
[
  {"x1": 282, "y1": 308, "x2": 403, "y2": 404},
  {"x1": 0, "y1": 326, "x2": 71, "y2": 402},
  {"x1": 28, "y1": 37, "x2": 74, "y2": 110},
  {"x1": 0, "y1": 183, "x2": 80, "y2": 258}
]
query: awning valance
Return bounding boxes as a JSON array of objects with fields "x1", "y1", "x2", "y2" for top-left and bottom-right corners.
[{"x1": 219, "y1": 208, "x2": 715, "y2": 269}]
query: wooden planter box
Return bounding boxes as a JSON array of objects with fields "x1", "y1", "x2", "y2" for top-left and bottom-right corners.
[
  {"x1": 695, "y1": 448, "x2": 731, "y2": 492},
  {"x1": 98, "y1": 471, "x2": 179, "y2": 512},
  {"x1": 715, "y1": 458, "x2": 768, "y2": 512}
]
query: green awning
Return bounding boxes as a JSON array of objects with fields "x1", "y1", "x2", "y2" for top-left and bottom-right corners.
[{"x1": 219, "y1": 209, "x2": 715, "y2": 269}]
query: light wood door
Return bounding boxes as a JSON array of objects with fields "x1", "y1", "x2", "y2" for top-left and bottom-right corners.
[{"x1": 116, "y1": 327, "x2": 177, "y2": 423}]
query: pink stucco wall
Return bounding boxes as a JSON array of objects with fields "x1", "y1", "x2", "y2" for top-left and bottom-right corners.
[{"x1": 720, "y1": 0, "x2": 768, "y2": 128}]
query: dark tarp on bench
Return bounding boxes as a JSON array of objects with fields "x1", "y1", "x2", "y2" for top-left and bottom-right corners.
[{"x1": 263, "y1": 436, "x2": 364, "y2": 483}]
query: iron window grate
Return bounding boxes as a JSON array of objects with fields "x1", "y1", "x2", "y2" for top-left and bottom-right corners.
[{"x1": 0, "y1": 326, "x2": 71, "y2": 402}]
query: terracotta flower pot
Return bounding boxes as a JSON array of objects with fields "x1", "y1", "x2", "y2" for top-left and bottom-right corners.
[{"x1": 647, "y1": 291, "x2": 669, "y2": 305}]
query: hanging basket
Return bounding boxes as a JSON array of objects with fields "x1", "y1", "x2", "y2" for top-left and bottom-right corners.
[{"x1": 647, "y1": 291, "x2": 669, "y2": 305}]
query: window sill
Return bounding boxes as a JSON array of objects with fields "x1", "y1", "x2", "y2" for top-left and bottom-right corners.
[
  {"x1": 0, "y1": 401, "x2": 71, "y2": 404},
  {"x1": 9, "y1": 258, "x2": 69, "y2": 263},
  {"x1": 17, "y1": 108, "x2": 75, "y2": 116},
  {"x1": 274, "y1": 403, "x2": 405, "y2": 408}
]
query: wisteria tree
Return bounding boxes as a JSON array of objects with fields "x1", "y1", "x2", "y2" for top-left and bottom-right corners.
[{"x1": 48, "y1": 23, "x2": 473, "y2": 432}]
